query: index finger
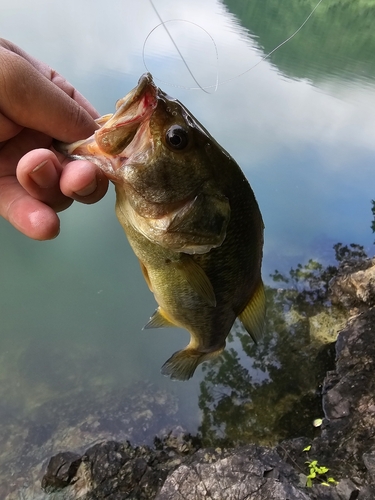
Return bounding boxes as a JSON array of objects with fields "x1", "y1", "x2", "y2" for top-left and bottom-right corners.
[
  {"x1": 0, "y1": 38, "x2": 99, "y2": 118},
  {"x1": 0, "y1": 42, "x2": 98, "y2": 143}
]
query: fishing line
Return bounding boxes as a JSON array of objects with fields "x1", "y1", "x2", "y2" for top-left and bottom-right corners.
[
  {"x1": 145, "y1": 1, "x2": 219, "y2": 94},
  {"x1": 144, "y1": 0, "x2": 324, "y2": 92}
]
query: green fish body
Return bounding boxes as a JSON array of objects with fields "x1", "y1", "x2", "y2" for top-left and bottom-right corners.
[{"x1": 56, "y1": 74, "x2": 265, "y2": 380}]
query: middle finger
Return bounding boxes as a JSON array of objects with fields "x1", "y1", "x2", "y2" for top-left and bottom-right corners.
[{"x1": 16, "y1": 148, "x2": 73, "y2": 212}]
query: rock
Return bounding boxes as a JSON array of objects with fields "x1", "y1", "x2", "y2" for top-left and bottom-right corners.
[
  {"x1": 156, "y1": 445, "x2": 310, "y2": 500},
  {"x1": 363, "y1": 450, "x2": 375, "y2": 481},
  {"x1": 41, "y1": 451, "x2": 81, "y2": 491},
  {"x1": 335, "y1": 479, "x2": 360, "y2": 500},
  {"x1": 357, "y1": 485, "x2": 375, "y2": 499},
  {"x1": 41, "y1": 443, "x2": 366, "y2": 500},
  {"x1": 330, "y1": 258, "x2": 375, "y2": 309},
  {"x1": 314, "y1": 307, "x2": 375, "y2": 481},
  {"x1": 42, "y1": 435, "x2": 199, "y2": 499}
]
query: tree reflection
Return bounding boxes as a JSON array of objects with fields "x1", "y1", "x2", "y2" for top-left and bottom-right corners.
[
  {"x1": 198, "y1": 243, "x2": 367, "y2": 447},
  {"x1": 224, "y1": 0, "x2": 375, "y2": 83}
]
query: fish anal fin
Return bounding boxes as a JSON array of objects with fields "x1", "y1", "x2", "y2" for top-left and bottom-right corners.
[
  {"x1": 143, "y1": 308, "x2": 176, "y2": 329},
  {"x1": 161, "y1": 345, "x2": 224, "y2": 381},
  {"x1": 238, "y1": 280, "x2": 266, "y2": 343},
  {"x1": 175, "y1": 256, "x2": 216, "y2": 307}
]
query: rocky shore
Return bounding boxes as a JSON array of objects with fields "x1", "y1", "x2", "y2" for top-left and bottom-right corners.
[{"x1": 39, "y1": 257, "x2": 375, "y2": 499}]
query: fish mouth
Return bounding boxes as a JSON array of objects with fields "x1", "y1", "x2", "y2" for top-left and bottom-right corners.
[
  {"x1": 99, "y1": 73, "x2": 157, "y2": 154},
  {"x1": 54, "y1": 73, "x2": 158, "y2": 177}
]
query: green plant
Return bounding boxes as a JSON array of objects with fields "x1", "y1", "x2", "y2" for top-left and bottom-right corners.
[{"x1": 303, "y1": 446, "x2": 338, "y2": 487}]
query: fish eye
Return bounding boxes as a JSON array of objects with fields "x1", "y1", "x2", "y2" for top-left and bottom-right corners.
[{"x1": 165, "y1": 125, "x2": 189, "y2": 150}]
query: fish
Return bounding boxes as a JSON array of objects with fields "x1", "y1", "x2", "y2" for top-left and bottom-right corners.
[{"x1": 55, "y1": 73, "x2": 265, "y2": 381}]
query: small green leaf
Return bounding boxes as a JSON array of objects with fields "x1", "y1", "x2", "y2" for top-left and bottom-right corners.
[
  {"x1": 327, "y1": 477, "x2": 338, "y2": 484},
  {"x1": 303, "y1": 445, "x2": 311, "y2": 452},
  {"x1": 306, "y1": 477, "x2": 313, "y2": 488},
  {"x1": 316, "y1": 466, "x2": 329, "y2": 474},
  {"x1": 321, "y1": 482, "x2": 330, "y2": 487}
]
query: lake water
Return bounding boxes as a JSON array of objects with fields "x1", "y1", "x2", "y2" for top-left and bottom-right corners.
[{"x1": 1, "y1": 0, "x2": 375, "y2": 497}]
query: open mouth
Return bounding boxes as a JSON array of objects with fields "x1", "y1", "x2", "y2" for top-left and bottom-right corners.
[
  {"x1": 95, "y1": 73, "x2": 158, "y2": 156},
  {"x1": 54, "y1": 73, "x2": 158, "y2": 170}
]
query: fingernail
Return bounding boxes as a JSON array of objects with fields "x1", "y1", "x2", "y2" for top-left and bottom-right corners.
[
  {"x1": 30, "y1": 160, "x2": 59, "y2": 188},
  {"x1": 74, "y1": 178, "x2": 97, "y2": 197}
]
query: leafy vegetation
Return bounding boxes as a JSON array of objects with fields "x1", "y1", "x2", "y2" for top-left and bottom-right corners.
[{"x1": 303, "y1": 446, "x2": 338, "y2": 487}]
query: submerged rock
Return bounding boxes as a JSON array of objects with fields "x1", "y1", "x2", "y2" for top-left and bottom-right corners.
[{"x1": 0, "y1": 382, "x2": 181, "y2": 499}]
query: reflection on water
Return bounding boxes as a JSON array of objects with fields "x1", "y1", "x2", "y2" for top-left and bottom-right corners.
[
  {"x1": 225, "y1": 0, "x2": 375, "y2": 85},
  {"x1": 199, "y1": 243, "x2": 362, "y2": 447},
  {"x1": 1, "y1": 0, "x2": 375, "y2": 497}
]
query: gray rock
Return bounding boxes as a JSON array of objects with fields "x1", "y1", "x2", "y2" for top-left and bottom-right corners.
[
  {"x1": 363, "y1": 450, "x2": 375, "y2": 481},
  {"x1": 357, "y1": 485, "x2": 375, "y2": 499},
  {"x1": 42, "y1": 452, "x2": 81, "y2": 491},
  {"x1": 330, "y1": 258, "x2": 375, "y2": 309},
  {"x1": 156, "y1": 445, "x2": 310, "y2": 500},
  {"x1": 335, "y1": 479, "x2": 360, "y2": 500},
  {"x1": 42, "y1": 434, "x2": 200, "y2": 500},
  {"x1": 315, "y1": 307, "x2": 375, "y2": 480}
]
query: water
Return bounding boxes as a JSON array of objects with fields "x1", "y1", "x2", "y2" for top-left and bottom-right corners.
[{"x1": 1, "y1": 0, "x2": 375, "y2": 497}]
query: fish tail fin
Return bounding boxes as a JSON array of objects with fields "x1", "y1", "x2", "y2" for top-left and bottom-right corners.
[
  {"x1": 161, "y1": 346, "x2": 224, "y2": 381},
  {"x1": 238, "y1": 279, "x2": 266, "y2": 343}
]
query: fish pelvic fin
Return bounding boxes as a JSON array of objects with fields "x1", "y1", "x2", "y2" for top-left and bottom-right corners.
[
  {"x1": 238, "y1": 279, "x2": 266, "y2": 343},
  {"x1": 161, "y1": 346, "x2": 224, "y2": 381},
  {"x1": 143, "y1": 308, "x2": 176, "y2": 329}
]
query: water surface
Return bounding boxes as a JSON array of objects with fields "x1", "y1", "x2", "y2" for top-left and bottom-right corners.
[{"x1": 1, "y1": 0, "x2": 375, "y2": 497}]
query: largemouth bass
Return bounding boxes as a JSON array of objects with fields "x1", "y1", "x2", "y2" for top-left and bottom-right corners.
[{"x1": 56, "y1": 73, "x2": 265, "y2": 381}]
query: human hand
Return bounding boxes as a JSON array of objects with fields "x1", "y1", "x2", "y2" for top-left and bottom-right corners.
[{"x1": 0, "y1": 38, "x2": 109, "y2": 240}]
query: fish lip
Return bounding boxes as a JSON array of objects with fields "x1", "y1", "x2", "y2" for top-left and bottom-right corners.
[
  {"x1": 88, "y1": 73, "x2": 158, "y2": 163},
  {"x1": 111, "y1": 73, "x2": 158, "y2": 126}
]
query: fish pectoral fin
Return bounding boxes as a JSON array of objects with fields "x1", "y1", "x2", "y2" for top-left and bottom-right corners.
[
  {"x1": 143, "y1": 308, "x2": 176, "y2": 329},
  {"x1": 161, "y1": 346, "x2": 224, "y2": 381},
  {"x1": 238, "y1": 279, "x2": 266, "y2": 343},
  {"x1": 175, "y1": 256, "x2": 216, "y2": 307},
  {"x1": 128, "y1": 193, "x2": 230, "y2": 255},
  {"x1": 139, "y1": 260, "x2": 153, "y2": 292},
  {"x1": 165, "y1": 192, "x2": 231, "y2": 254}
]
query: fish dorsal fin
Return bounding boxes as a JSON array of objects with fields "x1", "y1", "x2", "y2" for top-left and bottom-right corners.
[
  {"x1": 176, "y1": 255, "x2": 216, "y2": 307},
  {"x1": 143, "y1": 308, "x2": 175, "y2": 329},
  {"x1": 238, "y1": 279, "x2": 266, "y2": 343}
]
